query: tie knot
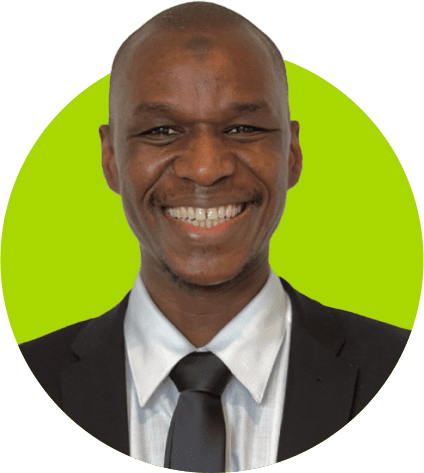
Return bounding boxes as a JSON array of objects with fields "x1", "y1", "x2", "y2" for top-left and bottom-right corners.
[{"x1": 170, "y1": 352, "x2": 231, "y2": 397}]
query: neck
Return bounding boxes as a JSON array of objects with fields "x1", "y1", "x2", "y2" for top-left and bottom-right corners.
[{"x1": 141, "y1": 257, "x2": 270, "y2": 348}]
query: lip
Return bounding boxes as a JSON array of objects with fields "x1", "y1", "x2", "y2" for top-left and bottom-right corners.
[
  {"x1": 161, "y1": 197, "x2": 249, "y2": 210},
  {"x1": 164, "y1": 202, "x2": 252, "y2": 239}
]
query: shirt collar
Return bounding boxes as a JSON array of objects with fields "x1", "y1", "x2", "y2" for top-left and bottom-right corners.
[{"x1": 124, "y1": 271, "x2": 288, "y2": 407}]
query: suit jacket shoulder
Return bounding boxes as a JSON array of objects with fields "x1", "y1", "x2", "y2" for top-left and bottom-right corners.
[
  {"x1": 19, "y1": 293, "x2": 131, "y2": 454},
  {"x1": 277, "y1": 279, "x2": 410, "y2": 460},
  {"x1": 19, "y1": 293, "x2": 130, "y2": 409},
  {"x1": 321, "y1": 304, "x2": 409, "y2": 416},
  {"x1": 286, "y1": 279, "x2": 410, "y2": 411},
  {"x1": 20, "y1": 319, "x2": 90, "y2": 406}
]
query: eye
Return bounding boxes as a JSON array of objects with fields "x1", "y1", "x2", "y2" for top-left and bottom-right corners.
[
  {"x1": 141, "y1": 126, "x2": 179, "y2": 136},
  {"x1": 226, "y1": 125, "x2": 266, "y2": 134}
]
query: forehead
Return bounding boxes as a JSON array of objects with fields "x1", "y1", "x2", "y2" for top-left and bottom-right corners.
[{"x1": 114, "y1": 27, "x2": 285, "y2": 122}]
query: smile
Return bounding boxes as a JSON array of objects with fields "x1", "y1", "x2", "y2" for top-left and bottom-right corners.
[{"x1": 165, "y1": 204, "x2": 245, "y2": 228}]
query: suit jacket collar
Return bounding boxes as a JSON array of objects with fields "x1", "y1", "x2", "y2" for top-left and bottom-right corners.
[
  {"x1": 59, "y1": 279, "x2": 358, "y2": 462},
  {"x1": 60, "y1": 293, "x2": 130, "y2": 455},
  {"x1": 277, "y1": 279, "x2": 358, "y2": 461}
]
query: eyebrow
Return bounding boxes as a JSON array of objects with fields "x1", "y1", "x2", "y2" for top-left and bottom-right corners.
[
  {"x1": 133, "y1": 102, "x2": 176, "y2": 116},
  {"x1": 227, "y1": 101, "x2": 270, "y2": 114},
  {"x1": 132, "y1": 101, "x2": 270, "y2": 117}
]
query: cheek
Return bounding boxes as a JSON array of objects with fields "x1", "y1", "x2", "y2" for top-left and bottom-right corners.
[
  {"x1": 119, "y1": 160, "x2": 142, "y2": 209},
  {"x1": 114, "y1": 148, "x2": 151, "y2": 230},
  {"x1": 246, "y1": 140, "x2": 288, "y2": 197},
  {"x1": 118, "y1": 142, "x2": 160, "y2": 203},
  {"x1": 249, "y1": 142, "x2": 289, "y2": 229},
  {"x1": 125, "y1": 138, "x2": 175, "y2": 181},
  {"x1": 266, "y1": 138, "x2": 290, "y2": 196},
  {"x1": 116, "y1": 142, "x2": 175, "y2": 238}
]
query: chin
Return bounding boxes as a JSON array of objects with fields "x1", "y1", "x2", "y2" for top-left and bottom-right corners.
[
  {"x1": 163, "y1": 256, "x2": 257, "y2": 290},
  {"x1": 169, "y1": 269, "x2": 238, "y2": 289}
]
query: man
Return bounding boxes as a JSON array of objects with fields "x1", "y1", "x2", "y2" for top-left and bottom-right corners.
[{"x1": 19, "y1": 2, "x2": 410, "y2": 471}]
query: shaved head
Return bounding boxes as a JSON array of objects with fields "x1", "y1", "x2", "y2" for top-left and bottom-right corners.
[{"x1": 109, "y1": 2, "x2": 289, "y2": 128}]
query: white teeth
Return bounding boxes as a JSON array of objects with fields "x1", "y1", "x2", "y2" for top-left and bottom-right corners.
[
  {"x1": 207, "y1": 208, "x2": 217, "y2": 220},
  {"x1": 167, "y1": 204, "x2": 245, "y2": 226},
  {"x1": 196, "y1": 208, "x2": 206, "y2": 221}
]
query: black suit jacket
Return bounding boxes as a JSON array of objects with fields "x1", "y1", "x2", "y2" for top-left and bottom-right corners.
[{"x1": 20, "y1": 278, "x2": 410, "y2": 463}]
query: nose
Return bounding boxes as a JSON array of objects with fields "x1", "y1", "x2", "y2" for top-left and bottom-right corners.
[{"x1": 173, "y1": 128, "x2": 236, "y2": 186}]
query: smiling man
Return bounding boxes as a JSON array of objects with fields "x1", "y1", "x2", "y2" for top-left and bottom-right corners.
[{"x1": 20, "y1": 2, "x2": 410, "y2": 472}]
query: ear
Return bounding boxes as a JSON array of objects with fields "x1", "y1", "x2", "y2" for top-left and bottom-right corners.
[
  {"x1": 99, "y1": 124, "x2": 120, "y2": 194},
  {"x1": 288, "y1": 120, "x2": 302, "y2": 189}
]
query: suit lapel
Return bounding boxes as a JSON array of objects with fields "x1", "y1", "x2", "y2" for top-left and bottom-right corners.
[
  {"x1": 60, "y1": 294, "x2": 130, "y2": 455},
  {"x1": 277, "y1": 279, "x2": 358, "y2": 461}
]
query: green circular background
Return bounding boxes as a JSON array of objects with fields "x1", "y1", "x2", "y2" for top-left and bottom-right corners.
[
  {"x1": 0, "y1": 0, "x2": 424, "y2": 473},
  {"x1": 2, "y1": 62, "x2": 422, "y2": 344}
]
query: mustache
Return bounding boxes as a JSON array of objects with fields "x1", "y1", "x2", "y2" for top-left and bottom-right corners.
[{"x1": 150, "y1": 182, "x2": 263, "y2": 207}]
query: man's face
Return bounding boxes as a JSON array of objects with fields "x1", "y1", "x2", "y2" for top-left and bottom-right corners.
[{"x1": 101, "y1": 27, "x2": 301, "y2": 287}]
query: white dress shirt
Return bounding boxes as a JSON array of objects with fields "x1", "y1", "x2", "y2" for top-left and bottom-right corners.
[{"x1": 124, "y1": 271, "x2": 292, "y2": 471}]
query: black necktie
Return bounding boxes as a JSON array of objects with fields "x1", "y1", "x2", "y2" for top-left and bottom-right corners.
[{"x1": 164, "y1": 352, "x2": 232, "y2": 473}]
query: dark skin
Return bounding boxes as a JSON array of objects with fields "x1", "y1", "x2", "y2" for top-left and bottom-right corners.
[{"x1": 100, "y1": 26, "x2": 302, "y2": 347}]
